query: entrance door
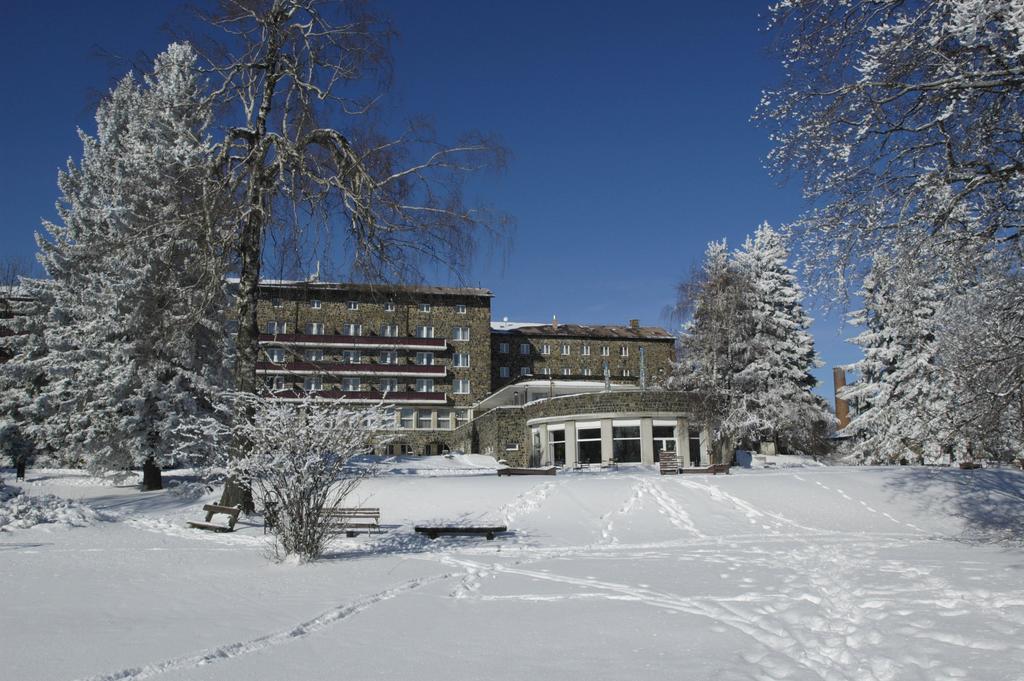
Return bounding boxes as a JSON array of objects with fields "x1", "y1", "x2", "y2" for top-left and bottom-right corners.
[
  {"x1": 687, "y1": 428, "x2": 703, "y2": 467},
  {"x1": 653, "y1": 425, "x2": 676, "y2": 463}
]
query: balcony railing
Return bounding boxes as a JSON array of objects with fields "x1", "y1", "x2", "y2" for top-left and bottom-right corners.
[
  {"x1": 258, "y1": 333, "x2": 447, "y2": 350},
  {"x1": 256, "y1": 361, "x2": 446, "y2": 377},
  {"x1": 264, "y1": 389, "x2": 447, "y2": 404}
]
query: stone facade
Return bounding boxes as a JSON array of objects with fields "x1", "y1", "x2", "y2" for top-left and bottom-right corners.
[
  {"x1": 451, "y1": 389, "x2": 711, "y2": 467},
  {"x1": 490, "y1": 323, "x2": 675, "y2": 390}
]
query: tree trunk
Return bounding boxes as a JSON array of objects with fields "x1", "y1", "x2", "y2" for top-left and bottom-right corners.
[
  {"x1": 15, "y1": 458, "x2": 26, "y2": 481},
  {"x1": 142, "y1": 457, "x2": 163, "y2": 491}
]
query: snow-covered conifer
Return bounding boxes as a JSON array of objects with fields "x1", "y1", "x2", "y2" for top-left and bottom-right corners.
[{"x1": 28, "y1": 43, "x2": 232, "y2": 488}]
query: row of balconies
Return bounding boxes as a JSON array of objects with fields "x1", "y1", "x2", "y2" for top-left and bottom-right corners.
[
  {"x1": 258, "y1": 332, "x2": 448, "y2": 351},
  {"x1": 256, "y1": 361, "x2": 447, "y2": 377},
  {"x1": 264, "y1": 388, "x2": 447, "y2": 404}
]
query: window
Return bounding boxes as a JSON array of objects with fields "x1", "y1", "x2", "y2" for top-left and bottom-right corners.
[
  {"x1": 419, "y1": 303, "x2": 431, "y2": 313},
  {"x1": 437, "y1": 410, "x2": 452, "y2": 430},
  {"x1": 519, "y1": 343, "x2": 530, "y2": 355},
  {"x1": 415, "y1": 378, "x2": 434, "y2": 392},
  {"x1": 453, "y1": 379, "x2": 470, "y2": 394},
  {"x1": 520, "y1": 366, "x2": 532, "y2": 377},
  {"x1": 499, "y1": 366, "x2": 510, "y2": 378},
  {"x1": 309, "y1": 299, "x2": 321, "y2": 309},
  {"x1": 304, "y1": 348, "x2": 324, "y2": 362},
  {"x1": 562, "y1": 368, "x2": 571, "y2": 376},
  {"x1": 577, "y1": 425, "x2": 602, "y2": 465},
  {"x1": 399, "y1": 408, "x2": 415, "y2": 429},
  {"x1": 415, "y1": 352, "x2": 434, "y2": 366},
  {"x1": 305, "y1": 322, "x2": 324, "y2": 335},
  {"x1": 303, "y1": 376, "x2": 322, "y2": 392},
  {"x1": 561, "y1": 343, "x2": 571, "y2": 356},
  {"x1": 342, "y1": 323, "x2": 361, "y2": 336},
  {"x1": 499, "y1": 342, "x2": 509, "y2": 354},
  {"x1": 548, "y1": 426, "x2": 566, "y2": 467},
  {"x1": 653, "y1": 424, "x2": 677, "y2": 462},
  {"x1": 417, "y1": 410, "x2": 432, "y2": 429},
  {"x1": 452, "y1": 352, "x2": 470, "y2": 368},
  {"x1": 379, "y1": 378, "x2": 398, "y2": 393},
  {"x1": 622, "y1": 369, "x2": 631, "y2": 377},
  {"x1": 381, "y1": 324, "x2": 399, "y2": 337},
  {"x1": 582, "y1": 344, "x2": 591, "y2": 356},
  {"x1": 541, "y1": 343, "x2": 551, "y2": 355},
  {"x1": 341, "y1": 377, "x2": 360, "y2": 392},
  {"x1": 583, "y1": 367, "x2": 592, "y2": 377},
  {"x1": 271, "y1": 297, "x2": 282, "y2": 308},
  {"x1": 347, "y1": 300, "x2": 359, "y2": 311},
  {"x1": 541, "y1": 367, "x2": 551, "y2": 376},
  {"x1": 265, "y1": 347, "x2": 286, "y2": 363},
  {"x1": 342, "y1": 350, "x2": 360, "y2": 364},
  {"x1": 265, "y1": 376, "x2": 285, "y2": 391},
  {"x1": 379, "y1": 350, "x2": 398, "y2": 364},
  {"x1": 688, "y1": 427, "x2": 703, "y2": 467},
  {"x1": 455, "y1": 409, "x2": 470, "y2": 427},
  {"x1": 266, "y1": 320, "x2": 286, "y2": 334},
  {"x1": 452, "y1": 326, "x2": 470, "y2": 342},
  {"x1": 456, "y1": 304, "x2": 467, "y2": 314},
  {"x1": 601, "y1": 345, "x2": 610, "y2": 357},
  {"x1": 613, "y1": 424, "x2": 642, "y2": 463},
  {"x1": 620, "y1": 345, "x2": 629, "y2": 357},
  {"x1": 385, "y1": 302, "x2": 396, "y2": 312},
  {"x1": 415, "y1": 325, "x2": 434, "y2": 339}
]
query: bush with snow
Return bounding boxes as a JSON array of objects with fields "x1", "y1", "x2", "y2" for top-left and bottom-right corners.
[{"x1": 0, "y1": 483, "x2": 103, "y2": 531}]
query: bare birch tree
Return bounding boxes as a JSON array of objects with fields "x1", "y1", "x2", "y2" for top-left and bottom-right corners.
[{"x1": 191, "y1": 1, "x2": 509, "y2": 508}]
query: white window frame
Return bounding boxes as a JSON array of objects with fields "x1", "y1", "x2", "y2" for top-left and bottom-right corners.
[
  {"x1": 415, "y1": 378, "x2": 434, "y2": 393},
  {"x1": 419, "y1": 303, "x2": 431, "y2": 313},
  {"x1": 379, "y1": 350, "x2": 398, "y2": 365},
  {"x1": 583, "y1": 367, "x2": 592, "y2": 376},
  {"x1": 399, "y1": 408, "x2": 415, "y2": 429},
  {"x1": 309, "y1": 299, "x2": 321, "y2": 309},
  {"x1": 342, "y1": 350, "x2": 361, "y2": 364},
  {"x1": 271, "y1": 297, "x2": 282, "y2": 308},
  {"x1": 303, "y1": 376, "x2": 322, "y2": 392},
  {"x1": 415, "y1": 325, "x2": 435, "y2": 339},
  {"x1": 620, "y1": 345, "x2": 629, "y2": 357},
  {"x1": 347, "y1": 300, "x2": 359, "y2": 311},
  {"x1": 453, "y1": 379, "x2": 471, "y2": 395},
  {"x1": 520, "y1": 366, "x2": 532, "y2": 377},
  {"x1": 622, "y1": 368, "x2": 632, "y2": 377},
  {"x1": 541, "y1": 367, "x2": 551, "y2": 376},
  {"x1": 452, "y1": 352, "x2": 470, "y2": 368},
  {"x1": 601, "y1": 345, "x2": 610, "y2": 357},
  {"x1": 541, "y1": 343, "x2": 551, "y2": 355},
  {"x1": 304, "y1": 348, "x2": 324, "y2": 362},
  {"x1": 379, "y1": 378, "x2": 398, "y2": 393},
  {"x1": 519, "y1": 343, "x2": 530, "y2": 355},
  {"x1": 452, "y1": 326, "x2": 470, "y2": 342},
  {"x1": 342, "y1": 323, "x2": 361, "y2": 336},
  {"x1": 562, "y1": 368, "x2": 571, "y2": 376},
  {"x1": 455, "y1": 409, "x2": 470, "y2": 428},
  {"x1": 499, "y1": 366, "x2": 510, "y2": 378},
  {"x1": 499, "y1": 342, "x2": 509, "y2": 354},
  {"x1": 416, "y1": 409, "x2": 432, "y2": 429},
  {"x1": 582, "y1": 344, "x2": 591, "y2": 356},
  {"x1": 381, "y1": 324, "x2": 399, "y2": 337},
  {"x1": 384, "y1": 302, "x2": 396, "y2": 312},
  {"x1": 455, "y1": 304, "x2": 467, "y2": 314},
  {"x1": 305, "y1": 322, "x2": 324, "y2": 336},
  {"x1": 267, "y1": 375, "x2": 285, "y2": 391},
  {"x1": 561, "y1": 343, "x2": 570, "y2": 356},
  {"x1": 415, "y1": 352, "x2": 434, "y2": 366},
  {"x1": 265, "y1": 347, "x2": 286, "y2": 363},
  {"x1": 340, "y1": 377, "x2": 360, "y2": 392}
]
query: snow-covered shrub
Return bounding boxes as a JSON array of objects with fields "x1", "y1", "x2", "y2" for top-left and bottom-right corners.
[
  {"x1": 200, "y1": 393, "x2": 393, "y2": 562},
  {"x1": 0, "y1": 485, "x2": 103, "y2": 530}
]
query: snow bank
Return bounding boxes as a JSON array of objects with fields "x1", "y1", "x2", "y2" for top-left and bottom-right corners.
[
  {"x1": 348, "y1": 453, "x2": 502, "y2": 476},
  {"x1": 0, "y1": 485, "x2": 105, "y2": 530}
]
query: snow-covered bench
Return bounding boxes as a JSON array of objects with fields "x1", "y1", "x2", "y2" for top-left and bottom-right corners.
[
  {"x1": 325, "y1": 507, "x2": 381, "y2": 537},
  {"x1": 187, "y1": 504, "x2": 243, "y2": 532},
  {"x1": 414, "y1": 525, "x2": 507, "y2": 540}
]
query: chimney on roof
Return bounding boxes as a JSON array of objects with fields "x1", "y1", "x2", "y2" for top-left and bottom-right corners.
[
  {"x1": 629, "y1": 319, "x2": 640, "y2": 330},
  {"x1": 552, "y1": 314, "x2": 558, "y2": 330}
]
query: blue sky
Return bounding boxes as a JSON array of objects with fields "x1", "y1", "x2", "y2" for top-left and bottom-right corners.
[{"x1": 0, "y1": 1, "x2": 858, "y2": 401}]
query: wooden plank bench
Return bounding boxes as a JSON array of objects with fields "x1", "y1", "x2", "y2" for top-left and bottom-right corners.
[
  {"x1": 325, "y1": 507, "x2": 382, "y2": 537},
  {"x1": 414, "y1": 525, "x2": 507, "y2": 540},
  {"x1": 187, "y1": 504, "x2": 242, "y2": 532},
  {"x1": 497, "y1": 466, "x2": 556, "y2": 476},
  {"x1": 659, "y1": 453, "x2": 679, "y2": 475}
]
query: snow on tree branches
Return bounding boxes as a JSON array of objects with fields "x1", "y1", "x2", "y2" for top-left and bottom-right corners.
[
  {"x1": 24, "y1": 43, "x2": 233, "y2": 487},
  {"x1": 671, "y1": 225, "x2": 831, "y2": 457}
]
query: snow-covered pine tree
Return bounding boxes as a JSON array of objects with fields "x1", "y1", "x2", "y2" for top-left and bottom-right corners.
[
  {"x1": 841, "y1": 252, "x2": 958, "y2": 464},
  {"x1": 29, "y1": 43, "x2": 232, "y2": 488},
  {"x1": 670, "y1": 240, "x2": 755, "y2": 462},
  {"x1": 731, "y1": 223, "x2": 832, "y2": 453}
]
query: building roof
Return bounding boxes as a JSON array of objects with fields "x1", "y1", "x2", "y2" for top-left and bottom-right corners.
[
  {"x1": 226, "y1": 277, "x2": 493, "y2": 298},
  {"x1": 490, "y1": 321, "x2": 675, "y2": 341}
]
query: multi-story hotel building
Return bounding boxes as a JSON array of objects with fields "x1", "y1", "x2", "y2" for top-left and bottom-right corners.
[{"x1": 242, "y1": 279, "x2": 718, "y2": 467}]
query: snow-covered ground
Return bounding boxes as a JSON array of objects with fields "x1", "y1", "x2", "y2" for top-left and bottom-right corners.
[{"x1": 3, "y1": 460, "x2": 1024, "y2": 681}]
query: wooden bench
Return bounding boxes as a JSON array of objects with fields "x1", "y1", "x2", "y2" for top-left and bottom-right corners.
[
  {"x1": 681, "y1": 463, "x2": 731, "y2": 475},
  {"x1": 325, "y1": 507, "x2": 382, "y2": 537},
  {"x1": 497, "y1": 466, "x2": 556, "y2": 476},
  {"x1": 414, "y1": 525, "x2": 507, "y2": 540},
  {"x1": 187, "y1": 504, "x2": 242, "y2": 532},
  {"x1": 659, "y1": 453, "x2": 679, "y2": 475}
]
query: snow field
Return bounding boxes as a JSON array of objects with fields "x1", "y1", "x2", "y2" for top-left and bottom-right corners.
[{"x1": 2, "y1": 464, "x2": 1023, "y2": 681}]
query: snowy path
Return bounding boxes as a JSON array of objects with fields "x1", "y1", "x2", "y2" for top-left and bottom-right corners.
[{"x1": 3, "y1": 466, "x2": 1024, "y2": 681}]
